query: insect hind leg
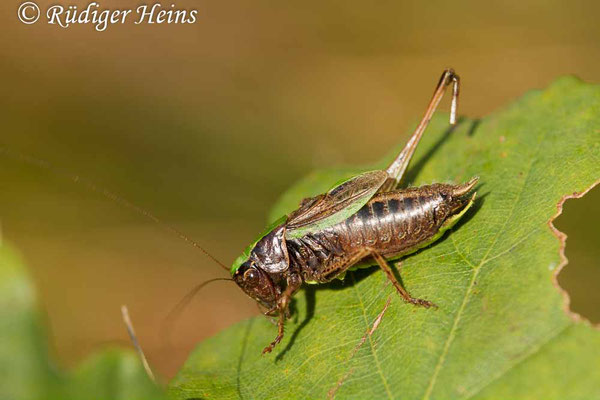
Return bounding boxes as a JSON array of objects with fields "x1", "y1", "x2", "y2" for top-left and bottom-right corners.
[
  {"x1": 368, "y1": 249, "x2": 436, "y2": 308},
  {"x1": 381, "y1": 69, "x2": 460, "y2": 192}
]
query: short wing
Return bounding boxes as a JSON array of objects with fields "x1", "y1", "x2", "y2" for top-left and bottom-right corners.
[{"x1": 286, "y1": 170, "x2": 388, "y2": 238}]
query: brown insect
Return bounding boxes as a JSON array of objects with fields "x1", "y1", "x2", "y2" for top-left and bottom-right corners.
[{"x1": 231, "y1": 69, "x2": 478, "y2": 354}]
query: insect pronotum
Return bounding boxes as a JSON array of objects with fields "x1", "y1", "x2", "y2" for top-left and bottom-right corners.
[{"x1": 230, "y1": 68, "x2": 478, "y2": 354}]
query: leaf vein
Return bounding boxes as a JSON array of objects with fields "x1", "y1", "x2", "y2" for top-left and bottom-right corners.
[
  {"x1": 350, "y1": 272, "x2": 394, "y2": 400},
  {"x1": 464, "y1": 323, "x2": 572, "y2": 399},
  {"x1": 421, "y1": 134, "x2": 544, "y2": 399}
]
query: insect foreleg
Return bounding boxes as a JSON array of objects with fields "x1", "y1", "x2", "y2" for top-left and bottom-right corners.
[
  {"x1": 368, "y1": 250, "x2": 436, "y2": 308},
  {"x1": 261, "y1": 273, "x2": 302, "y2": 354},
  {"x1": 261, "y1": 312, "x2": 286, "y2": 355},
  {"x1": 381, "y1": 69, "x2": 460, "y2": 192}
]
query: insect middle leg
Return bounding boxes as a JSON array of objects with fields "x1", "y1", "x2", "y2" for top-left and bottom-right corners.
[
  {"x1": 328, "y1": 248, "x2": 435, "y2": 308},
  {"x1": 365, "y1": 249, "x2": 435, "y2": 308}
]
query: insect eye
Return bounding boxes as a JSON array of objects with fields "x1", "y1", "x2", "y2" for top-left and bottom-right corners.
[{"x1": 244, "y1": 267, "x2": 259, "y2": 282}]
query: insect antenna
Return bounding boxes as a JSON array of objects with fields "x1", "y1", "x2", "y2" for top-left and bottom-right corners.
[
  {"x1": 160, "y1": 277, "x2": 233, "y2": 350},
  {"x1": 0, "y1": 146, "x2": 229, "y2": 271}
]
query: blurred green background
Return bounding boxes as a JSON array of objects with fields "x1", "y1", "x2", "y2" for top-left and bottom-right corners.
[{"x1": 1, "y1": 0, "x2": 598, "y2": 379}]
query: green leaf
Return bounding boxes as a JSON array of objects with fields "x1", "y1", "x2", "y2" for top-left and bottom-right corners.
[
  {"x1": 169, "y1": 77, "x2": 600, "y2": 399},
  {"x1": 0, "y1": 244, "x2": 165, "y2": 400}
]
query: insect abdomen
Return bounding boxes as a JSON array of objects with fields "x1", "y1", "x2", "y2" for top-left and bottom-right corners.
[
  {"x1": 339, "y1": 188, "x2": 443, "y2": 255},
  {"x1": 287, "y1": 181, "x2": 476, "y2": 282}
]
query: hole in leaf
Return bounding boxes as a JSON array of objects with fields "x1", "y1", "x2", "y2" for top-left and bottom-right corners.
[{"x1": 555, "y1": 183, "x2": 600, "y2": 324}]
